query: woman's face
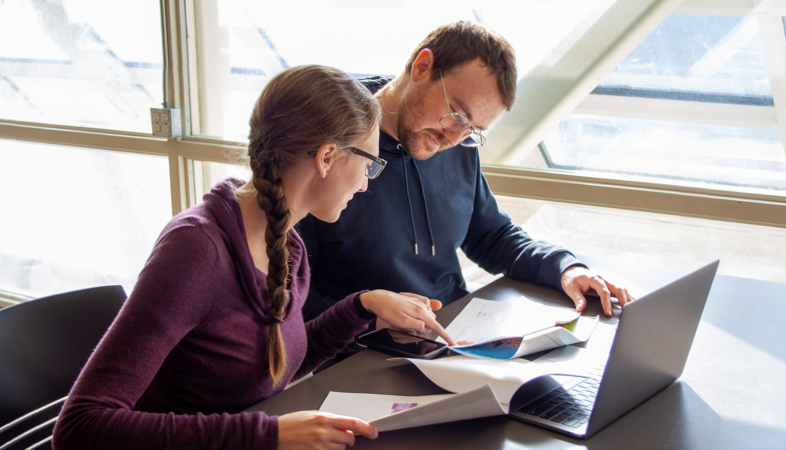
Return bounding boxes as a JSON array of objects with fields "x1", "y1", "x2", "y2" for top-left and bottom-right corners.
[{"x1": 312, "y1": 126, "x2": 381, "y2": 223}]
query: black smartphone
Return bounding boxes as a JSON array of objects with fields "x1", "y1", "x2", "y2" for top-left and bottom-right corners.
[{"x1": 357, "y1": 328, "x2": 449, "y2": 359}]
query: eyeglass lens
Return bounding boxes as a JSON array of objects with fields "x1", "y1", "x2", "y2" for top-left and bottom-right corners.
[
  {"x1": 366, "y1": 161, "x2": 385, "y2": 179},
  {"x1": 439, "y1": 113, "x2": 469, "y2": 132},
  {"x1": 439, "y1": 114, "x2": 484, "y2": 148},
  {"x1": 460, "y1": 135, "x2": 484, "y2": 147}
]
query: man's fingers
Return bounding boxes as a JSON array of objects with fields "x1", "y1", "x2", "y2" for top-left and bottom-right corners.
[
  {"x1": 589, "y1": 276, "x2": 613, "y2": 316},
  {"x1": 565, "y1": 284, "x2": 587, "y2": 312},
  {"x1": 619, "y1": 291, "x2": 629, "y2": 307},
  {"x1": 429, "y1": 299, "x2": 443, "y2": 311},
  {"x1": 608, "y1": 281, "x2": 628, "y2": 307},
  {"x1": 605, "y1": 279, "x2": 635, "y2": 308},
  {"x1": 329, "y1": 416, "x2": 378, "y2": 439}
]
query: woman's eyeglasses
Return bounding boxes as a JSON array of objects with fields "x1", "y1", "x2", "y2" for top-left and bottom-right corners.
[{"x1": 348, "y1": 147, "x2": 387, "y2": 179}]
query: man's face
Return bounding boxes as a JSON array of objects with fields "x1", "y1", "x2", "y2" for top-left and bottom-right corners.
[{"x1": 397, "y1": 58, "x2": 505, "y2": 160}]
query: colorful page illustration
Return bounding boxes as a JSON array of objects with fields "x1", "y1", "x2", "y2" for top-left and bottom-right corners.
[
  {"x1": 438, "y1": 297, "x2": 595, "y2": 359},
  {"x1": 451, "y1": 315, "x2": 599, "y2": 359}
]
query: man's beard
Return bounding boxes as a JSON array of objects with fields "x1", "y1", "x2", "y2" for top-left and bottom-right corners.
[{"x1": 396, "y1": 89, "x2": 450, "y2": 161}]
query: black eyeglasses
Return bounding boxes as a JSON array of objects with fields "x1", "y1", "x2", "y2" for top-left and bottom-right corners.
[
  {"x1": 348, "y1": 147, "x2": 387, "y2": 179},
  {"x1": 439, "y1": 70, "x2": 486, "y2": 148}
]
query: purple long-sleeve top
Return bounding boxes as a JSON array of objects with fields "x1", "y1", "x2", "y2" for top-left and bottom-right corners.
[{"x1": 53, "y1": 179, "x2": 374, "y2": 450}]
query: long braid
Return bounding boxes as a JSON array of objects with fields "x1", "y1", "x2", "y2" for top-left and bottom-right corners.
[
  {"x1": 244, "y1": 65, "x2": 381, "y2": 388},
  {"x1": 251, "y1": 149, "x2": 292, "y2": 387}
]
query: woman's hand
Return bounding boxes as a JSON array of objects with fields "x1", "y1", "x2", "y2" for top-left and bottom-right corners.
[
  {"x1": 277, "y1": 411, "x2": 377, "y2": 450},
  {"x1": 360, "y1": 291, "x2": 455, "y2": 345}
]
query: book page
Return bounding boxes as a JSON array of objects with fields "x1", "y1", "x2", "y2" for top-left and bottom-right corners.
[
  {"x1": 319, "y1": 391, "x2": 453, "y2": 423},
  {"x1": 319, "y1": 385, "x2": 506, "y2": 432},
  {"x1": 439, "y1": 297, "x2": 580, "y2": 346},
  {"x1": 395, "y1": 355, "x2": 591, "y2": 411},
  {"x1": 450, "y1": 315, "x2": 600, "y2": 359}
]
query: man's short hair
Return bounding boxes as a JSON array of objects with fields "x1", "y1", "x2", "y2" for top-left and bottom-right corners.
[{"x1": 405, "y1": 21, "x2": 517, "y2": 111}]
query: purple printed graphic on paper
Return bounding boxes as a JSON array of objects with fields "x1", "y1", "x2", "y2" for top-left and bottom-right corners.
[{"x1": 391, "y1": 402, "x2": 419, "y2": 413}]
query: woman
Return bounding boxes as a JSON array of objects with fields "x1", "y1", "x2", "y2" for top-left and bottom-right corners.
[{"x1": 53, "y1": 65, "x2": 454, "y2": 450}]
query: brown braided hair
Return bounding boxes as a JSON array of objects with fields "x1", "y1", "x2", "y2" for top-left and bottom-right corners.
[{"x1": 247, "y1": 65, "x2": 380, "y2": 387}]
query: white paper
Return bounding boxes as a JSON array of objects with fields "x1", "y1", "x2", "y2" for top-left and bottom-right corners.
[
  {"x1": 319, "y1": 385, "x2": 506, "y2": 432},
  {"x1": 397, "y1": 355, "x2": 591, "y2": 412},
  {"x1": 318, "y1": 357, "x2": 592, "y2": 432},
  {"x1": 440, "y1": 297, "x2": 580, "y2": 347},
  {"x1": 319, "y1": 391, "x2": 454, "y2": 423}
]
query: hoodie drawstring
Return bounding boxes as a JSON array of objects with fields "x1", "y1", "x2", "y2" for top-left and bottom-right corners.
[
  {"x1": 411, "y1": 162, "x2": 436, "y2": 256},
  {"x1": 400, "y1": 145, "x2": 419, "y2": 255},
  {"x1": 398, "y1": 144, "x2": 435, "y2": 256}
]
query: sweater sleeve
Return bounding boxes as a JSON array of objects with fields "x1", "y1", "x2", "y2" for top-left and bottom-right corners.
[
  {"x1": 53, "y1": 224, "x2": 278, "y2": 450},
  {"x1": 461, "y1": 154, "x2": 585, "y2": 290},
  {"x1": 295, "y1": 292, "x2": 374, "y2": 379}
]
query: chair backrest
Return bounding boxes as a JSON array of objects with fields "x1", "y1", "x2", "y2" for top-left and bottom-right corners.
[{"x1": 0, "y1": 285, "x2": 126, "y2": 449}]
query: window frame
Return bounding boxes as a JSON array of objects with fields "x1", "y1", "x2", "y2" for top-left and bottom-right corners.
[
  {"x1": 0, "y1": 0, "x2": 784, "y2": 302},
  {"x1": 481, "y1": 0, "x2": 786, "y2": 228}
]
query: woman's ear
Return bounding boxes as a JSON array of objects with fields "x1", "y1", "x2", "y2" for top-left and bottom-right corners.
[{"x1": 315, "y1": 143, "x2": 339, "y2": 178}]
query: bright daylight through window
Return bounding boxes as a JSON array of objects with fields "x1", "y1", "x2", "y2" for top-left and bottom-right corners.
[
  {"x1": 540, "y1": 14, "x2": 786, "y2": 194},
  {"x1": 0, "y1": 0, "x2": 169, "y2": 300},
  {"x1": 0, "y1": 0, "x2": 785, "y2": 301}
]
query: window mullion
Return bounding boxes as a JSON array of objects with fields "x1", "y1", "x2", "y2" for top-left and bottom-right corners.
[
  {"x1": 574, "y1": 94, "x2": 779, "y2": 129},
  {"x1": 481, "y1": 165, "x2": 786, "y2": 228},
  {"x1": 756, "y1": 13, "x2": 786, "y2": 157}
]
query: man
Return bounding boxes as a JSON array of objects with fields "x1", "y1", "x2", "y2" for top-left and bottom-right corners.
[{"x1": 300, "y1": 21, "x2": 632, "y2": 333}]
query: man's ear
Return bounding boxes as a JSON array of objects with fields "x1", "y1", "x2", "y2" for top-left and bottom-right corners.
[
  {"x1": 410, "y1": 48, "x2": 434, "y2": 83},
  {"x1": 315, "y1": 143, "x2": 339, "y2": 178}
]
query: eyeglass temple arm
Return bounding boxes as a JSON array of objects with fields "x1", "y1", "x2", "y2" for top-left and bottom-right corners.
[{"x1": 439, "y1": 70, "x2": 452, "y2": 112}]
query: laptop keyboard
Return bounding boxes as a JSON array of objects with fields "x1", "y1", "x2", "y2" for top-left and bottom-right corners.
[{"x1": 516, "y1": 364, "x2": 605, "y2": 428}]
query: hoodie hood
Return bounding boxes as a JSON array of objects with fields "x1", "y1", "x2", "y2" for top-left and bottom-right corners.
[{"x1": 200, "y1": 178, "x2": 308, "y2": 325}]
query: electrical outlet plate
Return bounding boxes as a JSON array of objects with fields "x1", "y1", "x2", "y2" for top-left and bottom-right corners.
[{"x1": 151, "y1": 108, "x2": 182, "y2": 138}]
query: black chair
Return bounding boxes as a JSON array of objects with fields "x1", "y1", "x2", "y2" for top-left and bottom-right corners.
[{"x1": 0, "y1": 285, "x2": 126, "y2": 450}]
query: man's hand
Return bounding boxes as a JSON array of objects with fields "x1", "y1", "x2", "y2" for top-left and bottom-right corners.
[{"x1": 560, "y1": 266, "x2": 634, "y2": 316}]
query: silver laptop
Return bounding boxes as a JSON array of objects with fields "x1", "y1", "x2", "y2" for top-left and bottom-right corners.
[{"x1": 508, "y1": 260, "x2": 719, "y2": 438}]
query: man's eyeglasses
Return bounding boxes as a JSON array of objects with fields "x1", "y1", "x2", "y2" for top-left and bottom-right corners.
[
  {"x1": 348, "y1": 147, "x2": 387, "y2": 179},
  {"x1": 439, "y1": 70, "x2": 486, "y2": 148}
]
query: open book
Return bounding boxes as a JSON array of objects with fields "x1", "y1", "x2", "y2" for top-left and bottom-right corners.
[
  {"x1": 441, "y1": 297, "x2": 598, "y2": 359},
  {"x1": 320, "y1": 347, "x2": 599, "y2": 431}
]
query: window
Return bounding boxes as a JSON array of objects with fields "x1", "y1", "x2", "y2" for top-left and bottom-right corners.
[
  {"x1": 0, "y1": 0, "x2": 164, "y2": 132},
  {"x1": 0, "y1": 0, "x2": 784, "y2": 303},
  {"x1": 0, "y1": 138, "x2": 171, "y2": 298},
  {"x1": 188, "y1": 0, "x2": 634, "y2": 141},
  {"x1": 460, "y1": 195, "x2": 786, "y2": 291},
  {"x1": 539, "y1": 14, "x2": 786, "y2": 195}
]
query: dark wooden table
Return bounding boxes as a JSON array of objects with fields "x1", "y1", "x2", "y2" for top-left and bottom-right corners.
[{"x1": 248, "y1": 257, "x2": 786, "y2": 449}]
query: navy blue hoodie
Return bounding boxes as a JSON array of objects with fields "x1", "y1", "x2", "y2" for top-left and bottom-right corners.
[{"x1": 300, "y1": 77, "x2": 583, "y2": 322}]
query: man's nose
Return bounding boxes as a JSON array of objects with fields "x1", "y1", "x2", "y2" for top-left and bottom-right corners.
[{"x1": 444, "y1": 129, "x2": 464, "y2": 147}]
